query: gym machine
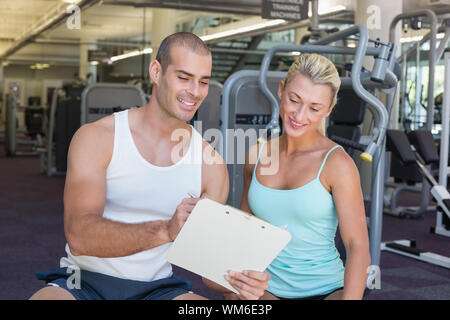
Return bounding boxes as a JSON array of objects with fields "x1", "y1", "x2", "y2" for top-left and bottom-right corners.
[
  {"x1": 381, "y1": 129, "x2": 450, "y2": 269},
  {"x1": 4, "y1": 84, "x2": 45, "y2": 157},
  {"x1": 435, "y1": 51, "x2": 450, "y2": 239},
  {"x1": 220, "y1": 70, "x2": 286, "y2": 208},
  {"x1": 80, "y1": 83, "x2": 146, "y2": 125},
  {"x1": 385, "y1": 9, "x2": 450, "y2": 218},
  {"x1": 40, "y1": 83, "x2": 146, "y2": 176},
  {"x1": 38, "y1": 84, "x2": 85, "y2": 176}
]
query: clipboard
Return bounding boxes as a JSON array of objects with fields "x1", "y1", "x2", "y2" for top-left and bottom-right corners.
[{"x1": 166, "y1": 198, "x2": 291, "y2": 294}]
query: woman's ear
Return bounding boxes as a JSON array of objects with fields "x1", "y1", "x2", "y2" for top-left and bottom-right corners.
[
  {"x1": 325, "y1": 103, "x2": 336, "y2": 118},
  {"x1": 149, "y1": 60, "x2": 162, "y2": 85},
  {"x1": 278, "y1": 80, "x2": 284, "y2": 100}
]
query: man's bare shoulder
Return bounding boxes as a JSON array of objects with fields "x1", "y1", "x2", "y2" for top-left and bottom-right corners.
[
  {"x1": 201, "y1": 139, "x2": 226, "y2": 165},
  {"x1": 69, "y1": 115, "x2": 115, "y2": 168},
  {"x1": 74, "y1": 115, "x2": 114, "y2": 142},
  {"x1": 200, "y1": 139, "x2": 229, "y2": 203}
]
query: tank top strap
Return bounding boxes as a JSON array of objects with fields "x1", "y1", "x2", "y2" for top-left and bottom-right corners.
[
  {"x1": 113, "y1": 109, "x2": 133, "y2": 155},
  {"x1": 253, "y1": 140, "x2": 267, "y2": 176},
  {"x1": 189, "y1": 124, "x2": 203, "y2": 166},
  {"x1": 316, "y1": 145, "x2": 343, "y2": 179},
  {"x1": 115, "y1": 109, "x2": 131, "y2": 137},
  {"x1": 114, "y1": 108, "x2": 127, "y2": 130}
]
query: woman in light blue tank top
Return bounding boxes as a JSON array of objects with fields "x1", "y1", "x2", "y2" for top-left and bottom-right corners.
[{"x1": 240, "y1": 54, "x2": 370, "y2": 300}]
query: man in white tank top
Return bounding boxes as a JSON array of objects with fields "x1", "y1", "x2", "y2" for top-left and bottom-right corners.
[{"x1": 30, "y1": 32, "x2": 269, "y2": 300}]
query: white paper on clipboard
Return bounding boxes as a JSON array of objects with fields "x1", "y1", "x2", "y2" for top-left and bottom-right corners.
[{"x1": 166, "y1": 198, "x2": 291, "y2": 294}]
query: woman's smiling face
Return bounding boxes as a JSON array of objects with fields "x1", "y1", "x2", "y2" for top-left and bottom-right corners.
[{"x1": 278, "y1": 73, "x2": 335, "y2": 138}]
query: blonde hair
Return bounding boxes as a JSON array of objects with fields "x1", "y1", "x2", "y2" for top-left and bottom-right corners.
[{"x1": 283, "y1": 53, "x2": 341, "y2": 135}]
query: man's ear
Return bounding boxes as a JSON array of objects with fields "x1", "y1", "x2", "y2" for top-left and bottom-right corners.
[{"x1": 149, "y1": 60, "x2": 162, "y2": 85}]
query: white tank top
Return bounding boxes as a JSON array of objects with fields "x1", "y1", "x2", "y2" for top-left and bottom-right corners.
[{"x1": 60, "y1": 109, "x2": 203, "y2": 281}]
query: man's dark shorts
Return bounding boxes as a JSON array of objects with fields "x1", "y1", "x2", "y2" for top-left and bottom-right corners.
[{"x1": 36, "y1": 268, "x2": 192, "y2": 300}]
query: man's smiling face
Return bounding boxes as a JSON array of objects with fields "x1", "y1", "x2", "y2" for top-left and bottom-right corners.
[{"x1": 155, "y1": 44, "x2": 212, "y2": 122}]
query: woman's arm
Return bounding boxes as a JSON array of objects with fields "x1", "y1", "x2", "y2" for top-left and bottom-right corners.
[
  {"x1": 324, "y1": 148, "x2": 371, "y2": 300},
  {"x1": 239, "y1": 143, "x2": 260, "y2": 214},
  {"x1": 202, "y1": 278, "x2": 232, "y2": 294}
]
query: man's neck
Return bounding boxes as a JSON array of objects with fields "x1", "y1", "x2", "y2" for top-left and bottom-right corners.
[{"x1": 135, "y1": 99, "x2": 189, "y2": 142}]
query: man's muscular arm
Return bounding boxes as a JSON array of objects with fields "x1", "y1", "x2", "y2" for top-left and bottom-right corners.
[
  {"x1": 64, "y1": 121, "x2": 184, "y2": 258},
  {"x1": 199, "y1": 140, "x2": 229, "y2": 203}
]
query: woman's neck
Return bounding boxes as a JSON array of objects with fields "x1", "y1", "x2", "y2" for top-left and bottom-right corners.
[{"x1": 279, "y1": 130, "x2": 323, "y2": 156}]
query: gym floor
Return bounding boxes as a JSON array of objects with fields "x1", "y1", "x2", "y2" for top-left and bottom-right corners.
[{"x1": 0, "y1": 137, "x2": 449, "y2": 300}]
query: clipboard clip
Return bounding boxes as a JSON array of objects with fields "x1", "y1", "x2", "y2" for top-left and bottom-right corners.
[{"x1": 223, "y1": 204, "x2": 274, "y2": 231}]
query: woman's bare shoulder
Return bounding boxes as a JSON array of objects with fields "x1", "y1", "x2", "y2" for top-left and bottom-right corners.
[{"x1": 323, "y1": 144, "x2": 360, "y2": 180}]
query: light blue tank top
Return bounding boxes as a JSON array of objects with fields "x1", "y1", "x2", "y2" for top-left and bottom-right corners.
[{"x1": 248, "y1": 142, "x2": 345, "y2": 298}]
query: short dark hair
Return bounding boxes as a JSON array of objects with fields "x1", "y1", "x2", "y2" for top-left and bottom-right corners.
[{"x1": 155, "y1": 32, "x2": 211, "y2": 73}]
